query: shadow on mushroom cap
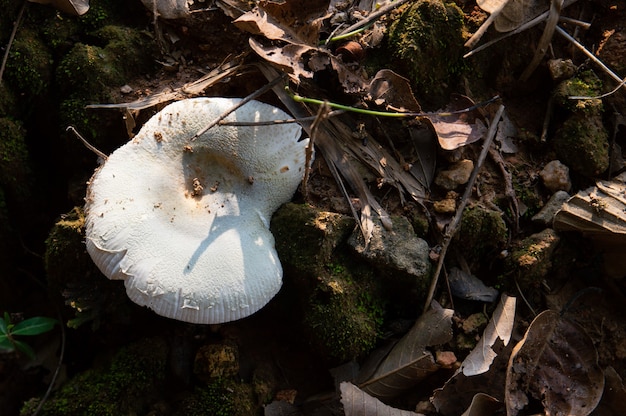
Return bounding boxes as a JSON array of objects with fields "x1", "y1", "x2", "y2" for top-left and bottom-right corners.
[{"x1": 84, "y1": 97, "x2": 310, "y2": 324}]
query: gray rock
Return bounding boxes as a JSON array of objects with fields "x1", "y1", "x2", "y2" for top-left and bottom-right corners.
[
  {"x1": 532, "y1": 190, "x2": 570, "y2": 226},
  {"x1": 348, "y1": 216, "x2": 431, "y2": 283}
]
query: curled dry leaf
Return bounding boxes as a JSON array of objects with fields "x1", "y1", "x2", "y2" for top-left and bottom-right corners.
[
  {"x1": 368, "y1": 70, "x2": 422, "y2": 112},
  {"x1": 340, "y1": 382, "x2": 424, "y2": 416},
  {"x1": 28, "y1": 0, "x2": 89, "y2": 15},
  {"x1": 505, "y1": 309, "x2": 604, "y2": 416},
  {"x1": 357, "y1": 301, "x2": 453, "y2": 399},
  {"x1": 592, "y1": 366, "x2": 626, "y2": 416},
  {"x1": 431, "y1": 295, "x2": 515, "y2": 416},
  {"x1": 461, "y1": 393, "x2": 502, "y2": 416},
  {"x1": 477, "y1": 0, "x2": 546, "y2": 32},
  {"x1": 425, "y1": 95, "x2": 487, "y2": 151},
  {"x1": 461, "y1": 294, "x2": 516, "y2": 376},
  {"x1": 234, "y1": 0, "x2": 329, "y2": 46}
]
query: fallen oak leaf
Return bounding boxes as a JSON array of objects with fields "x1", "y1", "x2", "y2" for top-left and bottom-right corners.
[
  {"x1": 461, "y1": 294, "x2": 516, "y2": 376},
  {"x1": 505, "y1": 309, "x2": 604, "y2": 416},
  {"x1": 425, "y1": 95, "x2": 487, "y2": 151},
  {"x1": 356, "y1": 301, "x2": 453, "y2": 399},
  {"x1": 340, "y1": 382, "x2": 425, "y2": 416},
  {"x1": 461, "y1": 393, "x2": 502, "y2": 416}
]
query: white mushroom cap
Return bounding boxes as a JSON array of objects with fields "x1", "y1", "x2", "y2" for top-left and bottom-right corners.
[{"x1": 85, "y1": 97, "x2": 309, "y2": 324}]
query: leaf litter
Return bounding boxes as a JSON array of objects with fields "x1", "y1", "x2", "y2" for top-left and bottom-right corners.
[{"x1": 72, "y1": 1, "x2": 626, "y2": 415}]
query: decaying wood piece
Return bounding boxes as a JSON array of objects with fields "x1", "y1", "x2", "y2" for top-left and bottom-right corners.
[{"x1": 553, "y1": 177, "x2": 626, "y2": 236}]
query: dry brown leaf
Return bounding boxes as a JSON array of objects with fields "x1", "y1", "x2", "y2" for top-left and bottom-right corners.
[
  {"x1": 505, "y1": 309, "x2": 604, "y2": 416},
  {"x1": 357, "y1": 302, "x2": 453, "y2": 399},
  {"x1": 340, "y1": 382, "x2": 424, "y2": 416},
  {"x1": 248, "y1": 38, "x2": 315, "y2": 79},
  {"x1": 494, "y1": 0, "x2": 546, "y2": 32},
  {"x1": 432, "y1": 337, "x2": 513, "y2": 416},
  {"x1": 591, "y1": 367, "x2": 626, "y2": 416},
  {"x1": 368, "y1": 70, "x2": 422, "y2": 112},
  {"x1": 234, "y1": 0, "x2": 329, "y2": 46},
  {"x1": 461, "y1": 294, "x2": 516, "y2": 376},
  {"x1": 426, "y1": 95, "x2": 487, "y2": 151},
  {"x1": 461, "y1": 393, "x2": 502, "y2": 416}
]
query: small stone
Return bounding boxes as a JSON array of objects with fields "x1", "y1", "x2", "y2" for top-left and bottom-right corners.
[
  {"x1": 435, "y1": 159, "x2": 474, "y2": 190},
  {"x1": 435, "y1": 350, "x2": 457, "y2": 368},
  {"x1": 120, "y1": 84, "x2": 133, "y2": 94},
  {"x1": 540, "y1": 160, "x2": 572, "y2": 193},
  {"x1": 532, "y1": 190, "x2": 570, "y2": 226},
  {"x1": 547, "y1": 58, "x2": 576, "y2": 81}
]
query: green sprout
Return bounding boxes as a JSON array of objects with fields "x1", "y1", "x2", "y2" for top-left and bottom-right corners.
[{"x1": 0, "y1": 312, "x2": 58, "y2": 359}]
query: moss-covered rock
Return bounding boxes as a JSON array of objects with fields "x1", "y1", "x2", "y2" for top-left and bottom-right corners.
[
  {"x1": 5, "y1": 28, "x2": 53, "y2": 110},
  {"x1": 553, "y1": 112, "x2": 609, "y2": 177},
  {"x1": 553, "y1": 70, "x2": 603, "y2": 113},
  {"x1": 551, "y1": 71, "x2": 610, "y2": 177},
  {"x1": 506, "y1": 228, "x2": 560, "y2": 290},
  {"x1": 21, "y1": 337, "x2": 168, "y2": 416},
  {"x1": 45, "y1": 207, "x2": 131, "y2": 328},
  {"x1": 0, "y1": 117, "x2": 32, "y2": 203},
  {"x1": 174, "y1": 378, "x2": 256, "y2": 416},
  {"x1": 386, "y1": 0, "x2": 466, "y2": 107},
  {"x1": 305, "y1": 259, "x2": 385, "y2": 362},
  {"x1": 271, "y1": 203, "x2": 385, "y2": 361},
  {"x1": 457, "y1": 205, "x2": 508, "y2": 261},
  {"x1": 55, "y1": 24, "x2": 156, "y2": 141}
]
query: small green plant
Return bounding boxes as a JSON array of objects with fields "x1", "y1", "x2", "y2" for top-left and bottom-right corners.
[{"x1": 0, "y1": 312, "x2": 57, "y2": 359}]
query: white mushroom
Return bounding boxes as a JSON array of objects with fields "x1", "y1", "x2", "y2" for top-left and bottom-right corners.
[{"x1": 85, "y1": 97, "x2": 310, "y2": 324}]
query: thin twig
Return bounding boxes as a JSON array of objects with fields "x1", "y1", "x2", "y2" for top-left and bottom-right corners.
[
  {"x1": 464, "y1": 0, "x2": 578, "y2": 58},
  {"x1": 520, "y1": 0, "x2": 564, "y2": 81},
  {"x1": 422, "y1": 104, "x2": 506, "y2": 314},
  {"x1": 464, "y1": 0, "x2": 513, "y2": 49},
  {"x1": 66, "y1": 126, "x2": 108, "y2": 160},
  {"x1": 303, "y1": 102, "x2": 331, "y2": 196},
  {"x1": 217, "y1": 110, "x2": 344, "y2": 126},
  {"x1": 336, "y1": 0, "x2": 412, "y2": 36},
  {"x1": 555, "y1": 25, "x2": 626, "y2": 93},
  {"x1": 0, "y1": 0, "x2": 26, "y2": 85},
  {"x1": 190, "y1": 74, "x2": 285, "y2": 141}
]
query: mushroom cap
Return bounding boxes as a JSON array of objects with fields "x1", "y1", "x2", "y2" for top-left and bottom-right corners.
[{"x1": 85, "y1": 97, "x2": 309, "y2": 324}]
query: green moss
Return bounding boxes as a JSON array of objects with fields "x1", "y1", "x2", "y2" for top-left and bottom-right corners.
[
  {"x1": 0, "y1": 118, "x2": 31, "y2": 201},
  {"x1": 45, "y1": 207, "x2": 131, "y2": 329},
  {"x1": 506, "y1": 228, "x2": 560, "y2": 290},
  {"x1": 21, "y1": 337, "x2": 168, "y2": 416},
  {"x1": 271, "y1": 204, "x2": 383, "y2": 361},
  {"x1": 386, "y1": 0, "x2": 466, "y2": 106},
  {"x1": 553, "y1": 70, "x2": 603, "y2": 113},
  {"x1": 271, "y1": 203, "x2": 354, "y2": 273},
  {"x1": 305, "y1": 257, "x2": 384, "y2": 362},
  {"x1": 553, "y1": 112, "x2": 609, "y2": 177},
  {"x1": 5, "y1": 28, "x2": 53, "y2": 101},
  {"x1": 457, "y1": 206, "x2": 507, "y2": 261},
  {"x1": 175, "y1": 378, "x2": 256, "y2": 416}
]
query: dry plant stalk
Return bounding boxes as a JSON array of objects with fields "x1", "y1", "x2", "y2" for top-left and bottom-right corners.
[{"x1": 423, "y1": 104, "x2": 506, "y2": 314}]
